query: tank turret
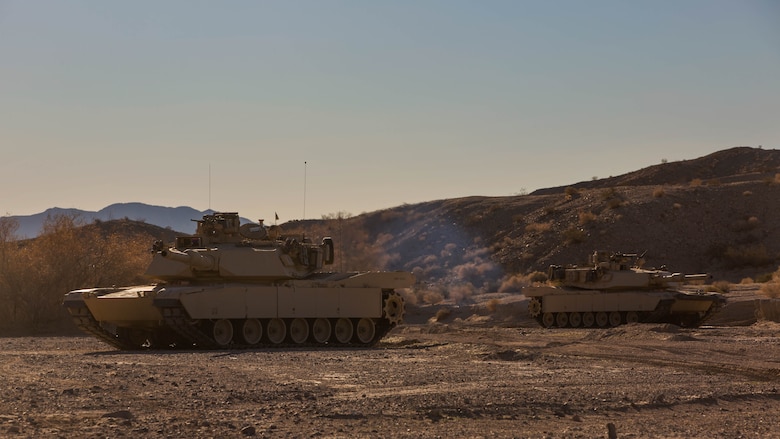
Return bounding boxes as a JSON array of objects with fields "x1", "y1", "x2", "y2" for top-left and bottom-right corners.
[
  {"x1": 64, "y1": 212, "x2": 413, "y2": 350},
  {"x1": 547, "y1": 251, "x2": 713, "y2": 291},
  {"x1": 524, "y1": 251, "x2": 725, "y2": 328},
  {"x1": 145, "y1": 213, "x2": 335, "y2": 281}
]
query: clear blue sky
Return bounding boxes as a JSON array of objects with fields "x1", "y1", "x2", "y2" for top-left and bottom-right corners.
[{"x1": 2, "y1": 1, "x2": 778, "y2": 222}]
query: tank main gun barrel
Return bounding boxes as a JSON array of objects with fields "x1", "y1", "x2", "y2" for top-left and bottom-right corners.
[{"x1": 160, "y1": 249, "x2": 216, "y2": 270}]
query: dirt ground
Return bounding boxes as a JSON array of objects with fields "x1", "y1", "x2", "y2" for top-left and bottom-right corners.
[{"x1": 2, "y1": 285, "x2": 780, "y2": 438}]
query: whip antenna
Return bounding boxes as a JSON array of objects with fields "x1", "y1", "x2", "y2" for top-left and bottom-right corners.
[{"x1": 303, "y1": 161, "x2": 307, "y2": 220}]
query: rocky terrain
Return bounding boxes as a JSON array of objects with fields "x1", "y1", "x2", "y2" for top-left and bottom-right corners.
[{"x1": 2, "y1": 285, "x2": 779, "y2": 438}]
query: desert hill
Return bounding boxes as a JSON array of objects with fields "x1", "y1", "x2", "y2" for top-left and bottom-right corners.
[{"x1": 329, "y1": 146, "x2": 780, "y2": 290}]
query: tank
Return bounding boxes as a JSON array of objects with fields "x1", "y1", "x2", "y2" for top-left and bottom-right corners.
[
  {"x1": 523, "y1": 251, "x2": 725, "y2": 328},
  {"x1": 63, "y1": 212, "x2": 414, "y2": 350}
]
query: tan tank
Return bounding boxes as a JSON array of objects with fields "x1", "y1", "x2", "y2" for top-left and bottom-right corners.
[
  {"x1": 63, "y1": 212, "x2": 413, "y2": 350},
  {"x1": 523, "y1": 251, "x2": 725, "y2": 328}
]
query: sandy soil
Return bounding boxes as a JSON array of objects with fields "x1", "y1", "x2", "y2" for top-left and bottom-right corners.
[{"x1": 2, "y1": 286, "x2": 780, "y2": 438}]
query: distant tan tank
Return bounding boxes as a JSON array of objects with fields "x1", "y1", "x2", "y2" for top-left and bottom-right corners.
[
  {"x1": 523, "y1": 251, "x2": 725, "y2": 328},
  {"x1": 64, "y1": 212, "x2": 413, "y2": 350}
]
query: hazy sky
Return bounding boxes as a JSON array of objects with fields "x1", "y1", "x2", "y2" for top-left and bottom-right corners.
[{"x1": 2, "y1": 1, "x2": 778, "y2": 223}]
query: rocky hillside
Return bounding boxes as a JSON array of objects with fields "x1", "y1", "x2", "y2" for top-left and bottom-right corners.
[{"x1": 344, "y1": 147, "x2": 780, "y2": 289}]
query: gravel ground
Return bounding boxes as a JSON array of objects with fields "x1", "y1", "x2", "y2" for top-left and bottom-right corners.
[{"x1": 2, "y1": 288, "x2": 780, "y2": 438}]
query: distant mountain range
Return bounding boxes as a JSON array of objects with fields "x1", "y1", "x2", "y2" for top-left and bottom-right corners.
[{"x1": 8, "y1": 203, "x2": 250, "y2": 238}]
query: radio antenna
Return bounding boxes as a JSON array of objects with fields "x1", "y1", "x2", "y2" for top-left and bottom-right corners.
[
  {"x1": 303, "y1": 161, "x2": 307, "y2": 220},
  {"x1": 208, "y1": 163, "x2": 212, "y2": 211}
]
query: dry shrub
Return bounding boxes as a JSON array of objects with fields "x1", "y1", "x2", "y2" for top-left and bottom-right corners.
[
  {"x1": 690, "y1": 178, "x2": 703, "y2": 187},
  {"x1": 708, "y1": 280, "x2": 731, "y2": 294},
  {"x1": 512, "y1": 214, "x2": 524, "y2": 224},
  {"x1": 673, "y1": 203, "x2": 682, "y2": 210},
  {"x1": 526, "y1": 271, "x2": 549, "y2": 283},
  {"x1": 447, "y1": 283, "x2": 477, "y2": 303},
  {"x1": 653, "y1": 187, "x2": 665, "y2": 198},
  {"x1": 526, "y1": 222, "x2": 552, "y2": 233},
  {"x1": 708, "y1": 178, "x2": 721, "y2": 187},
  {"x1": 543, "y1": 205, "x2": 557, "y2": 216},
  {"x1": 607, "y1": 198, "x2": 623, "y2": 209},
  {"x1": 399, "y1": 288, "x2": 419, "y2": 306},
  {"x1": 578, "y1": 211, "x2": 597, "y2": 225},
  {"x1": 721, "y1": 244, "x2": 774, "y2": 269},
  {"x1": 486, "y1": 298, "x2": 500, "y2": 313},
  {"x1": 743, "y1": 190, "x2": 753, "y2": 197},
  {"x1": 731, "y1": 217, "x2": 760, "y2": 232},
  {"x1": 563, "y1": 227, "x2": 587, "y2": 244},
  {"x1": 564, "y1": 187, "x2": 579, "y2": 200},
  {"x1": 498, "y1": 272, "x2": 548, "y2": 294},
  {"x1": 435, "y1": 308, "x2": 452, "y2": 322},
  {"x1": 740, "y1": 277, "x2": 754, "y2": 284},
  {"x1": 498, "y1": 275, "x2": 527, "y2": 293},
  {"x1": 422, "y1": 290, "x2": 444, "y2": 304},
  {"x1": 759, "y1": 267, "x2": 780, "y2": 298}
]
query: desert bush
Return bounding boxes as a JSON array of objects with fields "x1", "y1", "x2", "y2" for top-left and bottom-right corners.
[
  {"x1": 526, "y1": 271, "x2": 549, "y2": 283},
  {"x1": 578, "y1": 211, "x2": 597, "y2": 225},
  {"x1": 743, "y1": 190, "x2": 753, "y2": 197},
  {"x1": 435, "y1": 308, "x2": 452, "y2": 321},
  {"x1": 422, "y1": 290, "x2": 445, "y2": 305},
  {"x1": 486, "y1": 298, "x2": 500, "y2": 313},
  {"x1": 690, "y1": 178, "x2": 703, "y2": 187},
  {"x1": 708, "y1": 178, "x2": 721, "y2": 186},
  {"x1": 653, "y1": 187, "x2": 665, "y2": 198},
  {"x1": 759, "y1": 268, "x2": 780, "y2": 298},
  {"x1": 563, "y1": 227, "x2": 587, "y2": 244},
  {"x1": 512, "y1": 214, "x2": 524, "y2": 224},
  {"x1": 731, "y1": 216, "x2": 760, "y2": 232},
  {"x1": 673, "y1": 203, "x2": 682, "y2": 210},
  {"x1": 600, "y1": 187, "x2": 616, "y2": 200},
  {"x1": 564, "y1": 187, "x2": 579, "y2": 200},
  {"x1": 543, "y1": 205, "x2": 557, "y2": 216},
  {"x1": 707, "y1": 280, "x2": 731, "y2": 294},
  {"x1": 740, "y1": 277, "x2": 754, "y2": 284},
  {"x1": 607, "y1": 198, "x2": 623, "y2": 209},
  {"x1": 498, "y1": 275, "x2": 527, "y2": 293},
  {"x1": 525, "y1": 222, "x2": 552, "y2": 233},
  {"x1": 720, "y1": 244, "x2": 774, "y2": 269},
  {"x1": 0, "y1": 214, "x2": 153, "y2": 333}
]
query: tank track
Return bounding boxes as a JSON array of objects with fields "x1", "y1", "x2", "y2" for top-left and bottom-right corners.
[
  {"x1": 66, "y1": 304, "x2": 140, "y2": 350},
  {"x1": 532, "y1": 298, "x2": 725, "y2": 329},
  {"x1": 160, "y1": 305, "x2": 394, "y2": 350}
]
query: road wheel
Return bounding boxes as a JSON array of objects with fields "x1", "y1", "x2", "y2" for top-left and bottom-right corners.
[
  {"x1": 569, "y1": 312, "x2": 582, "y2": 328},
  {"x1": 212, "y1": 319, "x2": 233, "y2": 347},
  {"x1": 625, "y1": 311, "x2": 640, "y2": 324},
  {"x1": 334, "y1": 318, "x2": 353, "y2": 344},
  {"x1": 556, "y1": 312, "x2": 569, "y2": 328},
  {"x1": 582, "y1": 312, "x2": 595, "y2": 328},
  {"x1": 311, "y1": 318, "x2": 331, "y2": 344},
  {"x1": 596, "y1": 312, "x2": 609, "y2": 327},
  {"x1": 355, "y1": 318, "x2": 376, "y2": 344},
  {"x1": 609, "y1": 311, "x2": 622, "y2": 327},
  {"x1": 266, "y1": 318, "x2": 286, "y2": 344},
  {"x1": 241, "y1": 319, "x2": 262, "y2": 345},
  {"x1": 542, "y1": 313, "x2": 555, "y2": 328},
  {"x1": 289, "y1": 318, "x2": 309, "y2": 344}
]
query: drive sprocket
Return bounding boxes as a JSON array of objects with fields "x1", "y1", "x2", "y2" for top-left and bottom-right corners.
[
  {"x1": 383, "y1": 292, "x2": 405, "y2": 325},
  {"x1": 528, "y1": 297, "x2": 542, "y2": 317}
]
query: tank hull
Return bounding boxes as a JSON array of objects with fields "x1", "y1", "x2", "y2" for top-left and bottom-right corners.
[
  {"x1": 524, "y1": 286, "x2": 725, "y2": 328},
  {"x1": 64, "y1": 271, "x2": 412, "y2": 350}
]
